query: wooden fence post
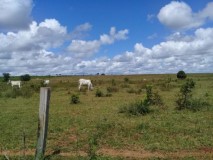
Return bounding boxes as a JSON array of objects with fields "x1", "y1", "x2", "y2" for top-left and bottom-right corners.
[{"x1": 35, "y1": 87, "x2": 51, "y2": 160}]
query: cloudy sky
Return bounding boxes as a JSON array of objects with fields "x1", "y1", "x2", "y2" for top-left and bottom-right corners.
[{"x1": 0, "y1": 0, "x2": 213, "y2": 75}]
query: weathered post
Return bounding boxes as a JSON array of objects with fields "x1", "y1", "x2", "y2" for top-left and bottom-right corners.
[{"x1": 35, "y1": 87, "x2": 51, "y2": 160}]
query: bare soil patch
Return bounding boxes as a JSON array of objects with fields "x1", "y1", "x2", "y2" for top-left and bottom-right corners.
[{"x1": 1, "y1": 147, "x2": 213, "y2": 159}]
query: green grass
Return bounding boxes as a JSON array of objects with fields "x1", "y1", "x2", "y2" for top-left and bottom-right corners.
[{"x1": 0, "y1": 74, "x2": 213, "y2": 159}]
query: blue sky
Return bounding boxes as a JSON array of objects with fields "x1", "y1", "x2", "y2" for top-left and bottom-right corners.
[{"x1": 0, "y1": 0, "x2": 213, "y2": 75}]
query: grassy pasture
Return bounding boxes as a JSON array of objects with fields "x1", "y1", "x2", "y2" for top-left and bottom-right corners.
[{"x1": 0, "y1": 74, "x2": 213, "y2": 159}]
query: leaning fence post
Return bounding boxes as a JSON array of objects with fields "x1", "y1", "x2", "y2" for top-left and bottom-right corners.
[{"x1": 35, "y1": 87, "x2": 51, "y2": 160}]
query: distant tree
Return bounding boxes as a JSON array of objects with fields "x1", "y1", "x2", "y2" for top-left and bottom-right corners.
[
  {"x1": 20, "y1": 74, "x2": 31, "y2": 81},
  {"x1": 177, "y1": 70, "x2": 187, "y2": 79},
  {"x1": 2, "y1": 73, "x2": 10, "y2": 82}
]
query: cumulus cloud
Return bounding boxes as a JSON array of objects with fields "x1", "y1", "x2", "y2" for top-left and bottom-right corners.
[
  {"x1": 157, "y1": 1, "x2": 213, "y2": 30},
  {"x1": 67, "y1": 27, "x2": 128, "y2": 58},
  {"x1": 0, "y1": 20, "x2": 130, "y2": 75},
  {"x1": 0, "y1": 1, "x2": 212, "y2": 76},
  {"x1": 0, "y1": 25, "x2": 213, "y2": 75},
  {"x1": 70, "y1": 22, "x2": 92, "y2": 39},
  {"x1": 0, "y1": 0, "x2": 33, "y2": 31},
  {"x1": 77, "y1": 27, "x2": 213, "y2": 74},
  {"x1": 0, "y1": 19, "x2": 67, "y2": 53}
]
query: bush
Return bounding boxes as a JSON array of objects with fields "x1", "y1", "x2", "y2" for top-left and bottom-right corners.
[
  {"x1": 124, "y1": 77, "x2": 129, "y2": 83},
  {"x1": 71, "y1": 94, "x2": 80, "y2": 104},
  {"x1": 176, "y1": 79, "x2": 195, "y2": 110},
  {"x1": 21, "y1": 85, "x2": 34, "y2": 98},
  {"x1": 127, "y1": 88, "x2": 141, "y2": 94},
  {"x1": 119, "y1": 100, "x2": 150, "y2": 116},
  {"x1": 2, "y1": 73, "x2": 10, "y2": 82},
  {"x1": 95, "y1": 89, "x2": 104, "y2": 97},
  {"x1": 106, "y1": 86, "x2": 119, "y2": 93},
  {"x1": 5, "y1": 88, "x2": 22, "y2": 98},
  {"x1": 20, "y1": 74, "x2": 31, "y2": 81},
  {"x1": 187, "y1": 98, "x2": 209, "y2": 111},
  {"x1": 177, "y1": 70, "x2": 187, "y2": 79},
  {"x1": 111, "y1": 79, "x2": 116, "y2": 86},
  {"x1": 105, "y1": 93, "x2": 112, "y2": 97},
  {"x1": 144, "y1": 85, "x2": 163, "y2": 106}
]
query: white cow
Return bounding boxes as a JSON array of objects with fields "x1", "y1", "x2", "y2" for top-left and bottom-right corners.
[
  {"x1": 43, "y1": 80, "x2": 50, "y2": 85},
  {"x1": 8, "y1": 80, "x2": 21, "y2": 88},
  {"x1": 78, "y1": 79, "x2": 93, "y2": 91}
]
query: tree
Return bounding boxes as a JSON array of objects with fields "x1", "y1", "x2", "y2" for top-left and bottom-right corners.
[
  {"x1": 20, "y1": 74, "x2": 31, "y2": 81},
  {"x1": 2, "y1": 73, "x2": 10, "y2": 82},
  {"x1": 177, "y1": 70, "x2": 187, "y2": 79},
  {"x1": 176, "y1": 79, "x2": 195, "y2": 110}
]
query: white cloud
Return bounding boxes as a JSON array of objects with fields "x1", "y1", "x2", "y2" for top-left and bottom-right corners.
[
  {"x1": 147, "y1": 14, "x2": 155, "y2": 22},
  {"x1": 200, "y1": 2, "x2": 213, "y2": 20},
  {"x1": 0, "y1": 19, "x2": 67, "y2": 53},
  {"x1": 147, "y1": 33, "x2": 158, "y2": 40},
  {"x1": 0, "y1": 0, "x2": 212, "y2": 76},
  {"x1": 1, "y1": 24, "x2": 212, "y2": 75},
  {"x1": 67, "y1": 40, "x2": 100, "y2": 58},
  {"x1": 80, "y1": 27, "x2": 213, "y2": 74},
  {"x1": 70, "y1": 22, "x2": 92, "y2": 39},
  {"x1": 67, "y1": 27, "x2": 128, "y2": 58},
  {"x1": 157, "y1": 1, "x2": 213, "y2": 30},
  {"x1": 0, "y1": 0, "x2": 33, "y2": 31}
]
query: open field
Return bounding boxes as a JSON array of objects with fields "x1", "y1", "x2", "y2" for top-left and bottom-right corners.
[{"x1": 0, "y1": 74, "x2": 213, "y2": 159}]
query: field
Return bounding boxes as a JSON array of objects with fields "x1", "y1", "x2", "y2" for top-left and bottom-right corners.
[{"x1": 0, "y1": 74, "x2": 213, "y2": 159}]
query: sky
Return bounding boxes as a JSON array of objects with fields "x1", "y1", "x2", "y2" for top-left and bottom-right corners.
[{"x1": 0, "y1": 0, "x2": 213, "y2": 76}]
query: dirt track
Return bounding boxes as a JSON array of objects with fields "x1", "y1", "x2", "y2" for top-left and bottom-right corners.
[{"x1": 1, "y1": 147, "x2": 213, "y2": 159}]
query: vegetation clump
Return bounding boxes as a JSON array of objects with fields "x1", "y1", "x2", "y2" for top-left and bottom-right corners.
[
  {"x1": 177, "y1": 70, "x2": 187, "y2": 79},
  {"x1": 71, "y1": 94, "x2": 80, "y2": 104},
  {"x1": 20, "y1": 74, "x2": 31, "y2": 81},
  {"x1": 176, "y1": 78, "x2": 209, "y2": 111},
  {"x1": 176, "y1": 79, "x2": 195, "y2": 110},
  {"x1": 119, "y1": 100, "x2": 150, "y2": 116},
  {"x1": 145, "y1": 85, "x2": 163, "y2": 106},
  {"x1": 95, "y1": 89, "x2": 104, "y2": 97},
  {"x1": 119, "y1": 85, "x2": 164, "y2": 116},
  {"x1": 2, "y1": 73, "x2": 10, "y2": 82}
]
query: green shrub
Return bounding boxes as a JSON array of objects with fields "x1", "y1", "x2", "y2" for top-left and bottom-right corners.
[
  {"x1": 119, "y1": 100, "x2": 150, "y2": 116},
  {"x1": 2, "y1": 73, "x2": 10, "y2": 82},
  {"x1": 5, "y1": 88, "x2": 22, "y2": 98},
  {"x1": 177, "y1": 70, "x2": 187, "y2": 79},
  {"x1": 111, "y1": 79, "x2": 116, "y2": 86},
  {"x1": 186, "y1": 98, "x2": 210, "y2": 112},
  {"x1": 20, "y1": 85, "x2": 34, "y2": 98},
  {"x1": 71, "y1": 94, "x2": 80, "y2": 104},
  {"x1": 120, "y1": 84, "x2": 130, "y2": 88},
  {"x1": 176, "y1": 79, "x2": 195, "y2": 110},
  {"x1": 20, "y1": 74, "x2": 31, "y2": 81},
  {"x1": 95, "y1": 89, "x2": 104, "y2": 97},
  {"x1": 127, "y1": 88, "x2": 141, "y2": 94},
  {"x1": 124, "y1": 77, "x2": 129, "y2": 83},
  {"x1": 144, "y1": 85, "x2": 163, "y2": 106},
  {"x1": 105, "y1": 93, "x2": 112, "y2": 97},
  {"x1": 106, "y1": 86, "x2": 119, "y2": 93}
]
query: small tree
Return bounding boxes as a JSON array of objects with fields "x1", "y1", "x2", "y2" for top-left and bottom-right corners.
[
  {"x1": 20, "y1": 74, "x2": 31, "y2": 81},
  {"x1": 3, "y1": 73, "x2": 10, "y2": 82},
  {"x1": 176, "y1": 79, "x2": 195, "y2": 110},
  {"x1": 177, "y1": 70, "x2": 187, "y2": 79},
  {"x1": 71, "y1": 94, "x2": 80, "y2": 104}
]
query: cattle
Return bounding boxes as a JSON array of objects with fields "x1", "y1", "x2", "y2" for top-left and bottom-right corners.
[
  {"x1": 78, "y1": 79, "x2": 93, "y2": 91},
  {"x1": 43, "y1": 80, "x2": 50, "y2": 85},
  {"x1": 8, "y1": 80, "x2": 21, "y2": 88}
]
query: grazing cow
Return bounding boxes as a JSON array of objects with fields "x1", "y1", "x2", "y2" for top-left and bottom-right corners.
[
  {"x1": 78, "y1": 79, "x2": 93, "y2": 91},
  {"x1": 8, "y1": 80, "x2": 21, "y2": 88},
  {"x1": 43, "y1": 80, "x2": 50, "y2": 85}
]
